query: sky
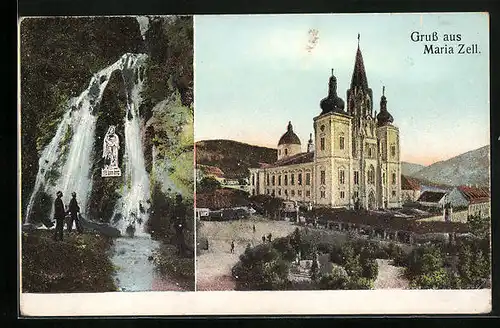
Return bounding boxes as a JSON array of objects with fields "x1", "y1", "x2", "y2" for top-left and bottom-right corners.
[{"x1": 194, "y1": 13, "x2": 489, "y2": 166}]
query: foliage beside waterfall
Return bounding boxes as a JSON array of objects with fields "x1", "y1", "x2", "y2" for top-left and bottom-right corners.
[
  {"x1": 141, "y1": 15, "x2": 194, "y2": 199},
  {"x1": 148, "y1": 94, "x2": 194, "y2": 198}
]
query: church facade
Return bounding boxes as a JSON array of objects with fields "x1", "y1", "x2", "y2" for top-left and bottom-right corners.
[{"x1": 249, "y1": 41, "x2": 402, "y2": 210}]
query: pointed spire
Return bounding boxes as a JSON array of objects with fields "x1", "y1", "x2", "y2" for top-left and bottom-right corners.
[
  {"x1": 382, "y1": 85, "x2": 385, "y2": 96},
  {"x1": 350, "y1": 34, "x2": 369, "y2": 91},
  {"x1": 307, "y1": 133, "x2": 314, "y2": 153},
  {"x1": 331, "y1": 68, "x2": 334, "y2": 76}
]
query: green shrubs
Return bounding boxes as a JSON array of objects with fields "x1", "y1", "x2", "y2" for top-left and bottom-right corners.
[{"x1": 232, "y1": 243, "x2": 290, "y2": 291}]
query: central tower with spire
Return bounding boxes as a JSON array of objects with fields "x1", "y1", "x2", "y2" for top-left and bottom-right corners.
[{"x1": 249, "y1": 33, "x2": 401, "y2": 210}]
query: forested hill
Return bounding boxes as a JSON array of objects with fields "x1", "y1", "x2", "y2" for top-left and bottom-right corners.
[{"x1": 195, "y1": 139, "x2": 277, "y2": 178}]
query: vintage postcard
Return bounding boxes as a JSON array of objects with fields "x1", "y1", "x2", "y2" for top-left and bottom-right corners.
[
  {"x1": 19, "y1": 12, "x2": 491, "y2": 317},
  {"x1": 194, "y1": 12, "x2": 491, "y2": 313},
  {"x1": 19, "y1": 15, "x2": 195, "y2": 310}
]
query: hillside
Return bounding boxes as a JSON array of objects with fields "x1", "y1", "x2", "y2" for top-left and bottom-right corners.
[
  {"x1": 411, "y1": 145, "x2": 490, "y2": 187},
  {"x1": 195, "y1": 140, "x2": 277, "y2": 178},
  {"x1": 401, "y1": 162, "x2": 425, "y2": 176}
]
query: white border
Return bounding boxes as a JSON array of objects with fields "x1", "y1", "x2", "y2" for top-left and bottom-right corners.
[{"x1": 20, "y1": 290, "x2": 491, "y2": 316}]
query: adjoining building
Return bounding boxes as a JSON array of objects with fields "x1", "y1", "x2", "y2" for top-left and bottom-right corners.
[
  {"x1": 447, "y1": 185, "x2": 490, "y2": 218},
  {"x1": 401, "y1": 175, "x2": 421, "y2": 203},
  {"x1": 417, "y1": 191, "x2": 448, "y2": 208},
  {"x1": 196, "y1": 164, "x2": 225, "y2": 184},
  {"x1": 249, "y1": 37, "x2": 402, "y2": 210}
]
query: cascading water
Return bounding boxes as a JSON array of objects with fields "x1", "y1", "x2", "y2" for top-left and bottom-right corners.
[{"x1": 112, "y1": 56, "x2": 151, "y2": 236}]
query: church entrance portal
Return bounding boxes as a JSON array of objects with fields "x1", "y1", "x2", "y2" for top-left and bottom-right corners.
[{"x1": 368, "y1": 191, "x2": 376, "y2": 210}]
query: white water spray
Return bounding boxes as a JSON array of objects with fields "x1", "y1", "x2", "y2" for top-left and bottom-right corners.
[{"x1": 25, "y1": 53, "x2": 150, "y2": 236}]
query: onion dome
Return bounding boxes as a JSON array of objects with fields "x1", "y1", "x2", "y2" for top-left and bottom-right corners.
[
  {"x1": 278, "y1": 121, "x2": 301, "y2": 145},
  {"x1": 320, "y1": 69, "x2": 346, "y2": 115},
  {"x1": 376, "y1": 86, "x2": 394, "y2": 127}
]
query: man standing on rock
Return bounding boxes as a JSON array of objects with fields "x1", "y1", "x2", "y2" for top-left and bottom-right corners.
[
  {"x1": 68, "y1": 192, "x2": 82, "y2": 233},
  {"x1": 53, "y1": 191, "x2": 65, "y2": 241}
]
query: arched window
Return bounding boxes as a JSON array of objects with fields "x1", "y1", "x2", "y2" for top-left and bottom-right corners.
[
  {"x1": 367, "y1": 165, "x2": 375, "y2": 185},
  {"x1": 285, "y1": 148, "x2": 288, "y2": 156},
  {"x1": 391, "y1": 144, "x2": 396, "y2": 157},
  {"x1": 252, "y1": 174, "x2": 255, "y2": 185},
  {"x1": 392, "y1": 172, "x2": 397, "y2": 185},
  {"x1": 339, "y1": 168, "x2": 345, "y2": 184},
  {"x1": 339, "y1": 133, "x2": 345, "y2": 150}
]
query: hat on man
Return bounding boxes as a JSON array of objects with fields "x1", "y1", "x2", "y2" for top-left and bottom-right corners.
[{"x1": 56, "y1": 191, "x2": 63, "y2": 197}]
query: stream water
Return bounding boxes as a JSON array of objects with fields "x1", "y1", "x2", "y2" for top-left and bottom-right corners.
[{"x1": 111, "y1": 235, "x2": 160, "y2": 291}]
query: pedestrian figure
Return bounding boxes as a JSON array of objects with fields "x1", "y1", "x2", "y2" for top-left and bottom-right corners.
[
  {"x1": 252, "y1": 224, "x2": 256, "y2": 233},
  {"x1": 67, "y1": 192, "x2": 82, "y2": 233},
  {"x1": 230, "y1": 240, "x2": 235, "y2": 253},
  {"x1": 53, "y1": 191, "x2": 65, "y2": 241},
  {"x1": 267, "y1": 233, "x2": 272, "y2": 242},
  {"x1": 262, "y1": 235, "x2": 266, "y2": 243}
]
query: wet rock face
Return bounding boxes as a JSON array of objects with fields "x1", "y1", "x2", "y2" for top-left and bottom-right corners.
[{"x1": 87, "y1": 70, "x2": 128, "y2": 224}]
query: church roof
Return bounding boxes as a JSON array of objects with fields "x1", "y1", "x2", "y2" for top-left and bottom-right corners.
[
  {"x1": 350, "y1": 38, "x2": 369, "y2": 91},
  {"x1": 272, "y1": 151, "x2": 314, "y2": 167},
  {"x1": 278, "y1": 121, "x2": 301, "y2": 145}
]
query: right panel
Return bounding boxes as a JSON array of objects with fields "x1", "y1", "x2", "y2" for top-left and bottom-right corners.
[{"x1": 194, "y1": 13, "x2": 490, "y2": 301}]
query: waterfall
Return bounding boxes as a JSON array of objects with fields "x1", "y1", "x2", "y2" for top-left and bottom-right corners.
[
  {"x1": 24, "y1": 53, "x2": 150, "y2": 236},
  {"x1": 113, "y1": 55, "x2": 151, "y2": 236}
]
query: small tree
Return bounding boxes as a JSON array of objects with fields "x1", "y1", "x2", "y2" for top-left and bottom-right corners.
[
  {"x1": 319, "y1": 266, "x2": 349, "y2": 290},
  {"x1": 361, "y1": 258, "x2": 379, "y2": 280},
  {"x1": 467, "y1": 215, "x2": 490, "y2": 240},
  {"x1": 197, "y1": 176, "x2": 221, "y2": 193},
  {"x1": 309, "y1": 255, "x2": 319, "y2": 281}
]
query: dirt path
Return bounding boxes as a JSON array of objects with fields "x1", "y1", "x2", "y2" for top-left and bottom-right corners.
[
  {"x1": 196, "y1": 217, "x2": 297, "y2": 291},
  {"x1": 373, "y1": 259, "x2": 410, "y2": 289}
]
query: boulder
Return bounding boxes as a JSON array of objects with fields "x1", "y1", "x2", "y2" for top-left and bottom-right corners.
[{"x1": 79, "y1": 215, "x2": 121, "y2": 237}]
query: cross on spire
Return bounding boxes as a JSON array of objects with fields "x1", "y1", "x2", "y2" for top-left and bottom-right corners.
[
  {"x1": 383, "y1": 86, "x2": 385, "y2": 96},
  {"x1": 357, "y1": 33, "x2": 360, "y2": 46},
  {"x1": 331, "y1": 68, "x2": 334, "y2": 76}
]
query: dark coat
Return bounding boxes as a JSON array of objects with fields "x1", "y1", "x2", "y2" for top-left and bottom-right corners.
[
  {"x1": 69, "y1": 198, "x2": 80, "y2": 214},
  {"x1": 54, "y1": 198, "x2": 65, "y2": 219}
]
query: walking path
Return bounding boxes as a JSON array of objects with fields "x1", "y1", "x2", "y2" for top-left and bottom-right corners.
[
  {"x1": 196, "y1": 217, "x2": 296, "y2": 291},
  {"x1": 373, "y1": 259, "x2": 410, "y2": 289}
]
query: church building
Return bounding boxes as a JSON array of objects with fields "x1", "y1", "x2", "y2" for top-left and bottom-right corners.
[{"x1": 249, "y1": 39, "x2": 402, "y2": 210}]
